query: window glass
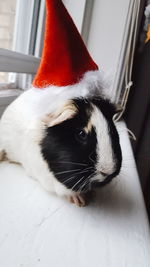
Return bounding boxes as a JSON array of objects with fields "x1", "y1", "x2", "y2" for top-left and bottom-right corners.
[
  {"x1": 0, "y1": 72, "x2": 16, "y2": 86},
  {"x1": 0, "y1": 72, "x2": 9, "y2": 84},
  {"x1": 0, "y1": 0, "x2": 17, "y2": 50},
  {"x1": 0, "y1": 0, "x2": 17, "y2": 83},
  {"x1": 0, "y1": 72, "x2": 9, "y2": 85}
]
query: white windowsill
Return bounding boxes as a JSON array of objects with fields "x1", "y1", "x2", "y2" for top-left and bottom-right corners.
[
  {"x1": 0, "y1": 121, "x2": 149, "y2": 266},
  {"x1": 0, "y1": 48, "x2": 40, "y2": 74}
]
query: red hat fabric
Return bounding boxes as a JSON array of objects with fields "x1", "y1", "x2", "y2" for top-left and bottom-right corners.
[{"x1": 33, "y1": 0, "x2": 98, "y2": 88}]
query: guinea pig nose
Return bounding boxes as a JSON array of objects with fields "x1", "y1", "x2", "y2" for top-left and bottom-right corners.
[{"x1": 100, "y1": 171, "x2": 108, "y2": 176}]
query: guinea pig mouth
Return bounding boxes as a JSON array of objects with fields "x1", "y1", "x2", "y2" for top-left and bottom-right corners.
[
  {"x1": 69, "y1": 172, "x2": 114, "y2": 192},
  {"x1": 91, "y1": 170, "x2": 120, "y2": 189},
  {"x1": 58, "y1": 170, "x2": 119, "y2": 192}
]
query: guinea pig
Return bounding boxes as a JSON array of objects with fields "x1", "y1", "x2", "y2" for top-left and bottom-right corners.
[{"x1": 0, "y1": 90, "x2": 122, "y2": 206}]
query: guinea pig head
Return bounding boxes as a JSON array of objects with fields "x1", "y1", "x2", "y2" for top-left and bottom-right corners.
[{"x1": 41, "y1": 98, "x2": 122, "y2": 192}]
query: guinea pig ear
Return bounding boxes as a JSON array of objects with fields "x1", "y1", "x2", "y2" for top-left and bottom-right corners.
[
  {"x1": 42, "y1": 100, "x2": 78, "y2": 127},
  {"x1": 105, "y1": 102, "x2": 123, "y2": 118}
]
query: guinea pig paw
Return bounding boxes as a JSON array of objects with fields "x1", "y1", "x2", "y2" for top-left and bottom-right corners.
[
  {"x1": 68, "y1": 194, "x2": 86, "y2": 207},
  {"x1": 0, "y1": 150, "x2": 7, "y2": 162}
]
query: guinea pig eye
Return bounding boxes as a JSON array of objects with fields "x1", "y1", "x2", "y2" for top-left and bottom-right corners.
[{"x1": 76, "y1": 130, "x2": 88, "y2": 143}]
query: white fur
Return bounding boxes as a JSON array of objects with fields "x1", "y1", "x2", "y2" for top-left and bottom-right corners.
[
  {"x1": 13, "y1": 70, "x2": 111, "y2": 121},
  {"x1": 91, "y1": 106, "x2": 115, "y2": 181},
  {"x1": 0, "y1": 105, "x2": 72, "y2": 197},
  {"x1": 0, "y1": 70, "x2": 115, "y2": 196}
]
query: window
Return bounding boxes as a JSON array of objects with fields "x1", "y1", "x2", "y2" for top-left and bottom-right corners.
[
  {"x1": 0, "y1": 0, "x2": 87, "y2": 93},
  {"x1": 0, "y1": 0, "x2": 44, "y2": 92}
]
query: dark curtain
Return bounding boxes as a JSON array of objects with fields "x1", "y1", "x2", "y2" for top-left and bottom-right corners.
[{"x1": 125, "y1": 38, "x2": 150, "y2": 220}]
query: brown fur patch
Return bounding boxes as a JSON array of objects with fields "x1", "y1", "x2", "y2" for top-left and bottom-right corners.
[
  {"x1": 42, "y1": 100, "x2": 78, "y2": 127},
  {"x1": 84, "y1": 120, "x2": 92, "y2": 133}
]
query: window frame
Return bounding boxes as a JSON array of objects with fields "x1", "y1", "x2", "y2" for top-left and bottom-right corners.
[
  {"x1": 0, "y1": 48, "x2": 40, "y2": 74},
  {"x1": 0, "y1": 0, "x2": 42, "y2": 91},
  {"x1": 0, "y1": 0, "x2": 42, "y2": 109}
]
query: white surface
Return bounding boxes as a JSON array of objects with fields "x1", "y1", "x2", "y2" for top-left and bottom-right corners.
[
  {"x1": 0, "y1": 122, "x2": 150, "y2": 267},
  {"x1": 63, "y1": 0, "x2": 86, "y2": 33}
]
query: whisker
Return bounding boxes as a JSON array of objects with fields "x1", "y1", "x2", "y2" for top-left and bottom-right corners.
[
  {"x1": 75, "y1": 167, "x2": 94, "y2": 175},
  {"x1": 62, "y1": 175, "x2": 76, "y2": 184},
  {"x1": 79, "y1": 171, "x2": 96, "y2": 193},
  {"x1": 83, "y1": 166, "x2": 94, "y2": 170},
  {"x1": 88, "y1": 170, "x2": 97, "y2": 178},
  {"x1": 57, "y1": 167, "x2": 96, "y2": 188},
  {"x1": 79, "y1": 179, "x2": 88, "y2": 193},
  {"x1": 49, "y1": 161, "x2": 88, "y2": 167},
  {"x1": 71, "y1": 176, "x2": 85, "y2": 191},
  {"x1": 89, "y1": 151, "x2": 95, "y2": 164},
  {"x1": 56, "y1": 166, "x2": 94, "y2": 177},
  {"x1": 54, "y1": 168, "x2": 81, "y2": 175}
]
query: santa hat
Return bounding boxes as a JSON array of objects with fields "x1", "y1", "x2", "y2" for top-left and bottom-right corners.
[{"x1": 32, "y1": 0, "x2": 99, "y2": 88}]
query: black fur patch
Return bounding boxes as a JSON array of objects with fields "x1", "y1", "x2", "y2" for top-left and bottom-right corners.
[
  {"x1": 41, "y1": 99, "x2": 97, "y2": 192},
  {"x1": 41, "y1": 98, "x2": 122, "y2": 192}
]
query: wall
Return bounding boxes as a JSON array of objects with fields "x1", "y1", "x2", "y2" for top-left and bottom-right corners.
[
  {"x1": 64, "y1": 0, "x2": 131, "y2": 100},
  {"x1": 87, "y1": 0, "x2": 131, "y2": 99}
]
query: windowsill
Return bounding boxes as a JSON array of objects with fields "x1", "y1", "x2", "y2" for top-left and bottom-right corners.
[
  {"x1": 0, "y1": 88, "x2": 22, "y2": 97},
  {"x1": 0, "y1": 121, "x2": 149, "y2": 266}
]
